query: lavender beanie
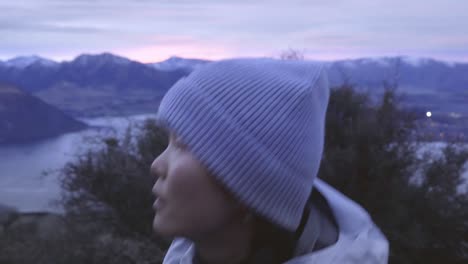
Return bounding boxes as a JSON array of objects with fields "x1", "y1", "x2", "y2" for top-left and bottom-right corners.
[{"x1": 156, "y1": 58, "x2": 330, "y2": 231}]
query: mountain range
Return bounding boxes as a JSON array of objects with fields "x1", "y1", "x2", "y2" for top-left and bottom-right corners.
[
  {"x1": 0, "y1": 53, "x2": 466, "y2": 118},
  {"x1": 0, "y1": 53, "x2": 189, "y2": 117},
  {"x1": 327, "y1": 57, "x2": 467, "y2": 93}
]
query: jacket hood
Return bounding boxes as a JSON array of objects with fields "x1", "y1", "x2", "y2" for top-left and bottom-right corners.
[
  {"x1": 162, "y1": 179, "x2": 389, "y2": 264},
  {"x1": 285, "y1": 179, "x2": 389, "y2": 264}
]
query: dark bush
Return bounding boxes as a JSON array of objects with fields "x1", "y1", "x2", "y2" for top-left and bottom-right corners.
[
  {"x1": 42, "y1": 85, "x2": 467, "y2": 264},
  {"x1": 318, "y1": 86, "x2": 468, "y2": 264}
]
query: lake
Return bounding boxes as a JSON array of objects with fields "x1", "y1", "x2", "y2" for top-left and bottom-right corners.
[
  {"x1": 0, "y1": 114, "x2": 157, "y2": 213},
  {"x1": 1, "y1": 115, "x2": 466, "y2": 213}
]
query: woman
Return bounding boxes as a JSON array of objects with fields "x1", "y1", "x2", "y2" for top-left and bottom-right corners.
[{"x1": 150, "y1": 58, "x2": 389, "y2": 263}]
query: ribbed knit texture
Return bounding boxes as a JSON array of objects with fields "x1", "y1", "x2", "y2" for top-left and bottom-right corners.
[{"x1": 156, "y1": 58, "x2": 330, "y2": 231}]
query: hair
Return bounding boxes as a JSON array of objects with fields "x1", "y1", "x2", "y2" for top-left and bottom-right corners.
[
  {"x1": 249, "y1": 189, "x2": 313, "y2": 264},
  {"x1": 248, "y1": 215, "x2": 297, "y2": 263},
  {"x1": 208, "y1": 171, "x2": 299, "y2": 263}
]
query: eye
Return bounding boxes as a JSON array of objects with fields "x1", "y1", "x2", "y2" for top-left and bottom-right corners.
[
  {"x1": 174, "y1": 140, "x2": 184, "y2": 149},
  {"x1": 171, "y1": 135, "x2": 187, "y2": 150}
]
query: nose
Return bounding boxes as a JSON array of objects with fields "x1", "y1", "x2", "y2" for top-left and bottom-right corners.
[{"x1": 150, "y1": 152, "x2": 167, "y2": 180}]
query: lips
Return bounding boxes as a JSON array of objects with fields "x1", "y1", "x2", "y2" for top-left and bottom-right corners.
[
  {"x1": 153, "y1": 197, "x2": 165, "y2": 211},
  {"x1": 152, "y1": 185, "x2": 166, "y2": 211}
]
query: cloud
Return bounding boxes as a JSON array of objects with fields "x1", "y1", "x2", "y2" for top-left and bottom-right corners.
[{"x1": 1, "y1": 0, "x2": 467, "y2": 62}]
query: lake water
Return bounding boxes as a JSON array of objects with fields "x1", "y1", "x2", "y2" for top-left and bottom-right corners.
[
  {"x1": 1, "y1": 115, "x2": 466, "y2": 213},
  {"x1": 0, "y1": 114, "x2": 156, "y2": 213}
]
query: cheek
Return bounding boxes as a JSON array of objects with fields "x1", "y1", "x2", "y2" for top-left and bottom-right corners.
[{"x1": 156, "y1": 160, "x2": 238, "y2": 237}]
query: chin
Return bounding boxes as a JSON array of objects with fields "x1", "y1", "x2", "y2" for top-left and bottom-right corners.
[{"x1": 153, "y1": 216, "x2": 178, "y2": 238}]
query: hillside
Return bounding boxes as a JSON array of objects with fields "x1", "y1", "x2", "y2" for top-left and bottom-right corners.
[{"x1": 0, "y1": 84, "x2": 87, "y2": 144}]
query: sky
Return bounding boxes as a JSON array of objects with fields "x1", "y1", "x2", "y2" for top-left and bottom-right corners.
[{"x1": 1, "y1": 0, "x2": 468, "y2": 63}]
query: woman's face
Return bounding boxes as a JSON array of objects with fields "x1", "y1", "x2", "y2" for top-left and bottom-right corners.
[{"x1": 151, "y1": 131, "x2": 241, "y2": 240}]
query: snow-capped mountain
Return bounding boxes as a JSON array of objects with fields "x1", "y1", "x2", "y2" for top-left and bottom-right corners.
[
  {"x1": 326, "y1": 56, "x2": 467, "y2": 94},
  {"x1": 3, "y1": 55, "x2": 59, "y2": 69},
  {"x1": 150, "y1": 55, "x2": 467, "y2": 94},
  {"x1": 328, "y1": 56, "x2": 456, "y2": 69},
  {"x1": 0, "y1": 53, "x2": 189, "y2": 93},
  {"x1": 149, "y1": 56, "x2": 210, "y2": 72},
  {"x1": 0, "y1": 53, "x2": 466, "y2": 117}
]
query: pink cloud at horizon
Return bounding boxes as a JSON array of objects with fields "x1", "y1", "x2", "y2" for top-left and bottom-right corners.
[{"x1": 118, "y1": 36, "x2": 254, "y2": 63}]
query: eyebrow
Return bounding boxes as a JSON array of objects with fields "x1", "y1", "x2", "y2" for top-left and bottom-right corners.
[
  {"x1": 171, "y1": 133, "x2": 183, "y2": 144},
  {"x1": 156, "y1": 119, "x2": 171, "y2": 135},
  {"x1": 155, "y1": 117, "x2": 169, "y2": 130},
  {"x1": 155, "y1": 119, "x2": 184, "y2": 145},
  {"x1": 160, "y1": 126, "x2": 170, "y2": 135}
]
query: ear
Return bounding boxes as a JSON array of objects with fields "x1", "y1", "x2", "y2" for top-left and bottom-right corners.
[
  {"x1": 234, "y1": 202, "x2": 255, "y2": 222},
  {"x1": 242, "y1": 212, "x2": 255, "y2": 225}
]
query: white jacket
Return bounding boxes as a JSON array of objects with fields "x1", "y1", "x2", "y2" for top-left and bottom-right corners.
[{"x1": 163, "y1": 179, "x2": 389, "y2": 264}]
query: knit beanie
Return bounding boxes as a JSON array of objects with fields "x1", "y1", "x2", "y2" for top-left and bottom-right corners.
[{"x1": 156, "y1": 58, "x2": 330, "y2": 231}]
